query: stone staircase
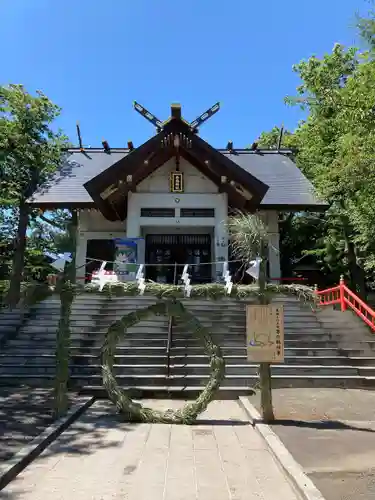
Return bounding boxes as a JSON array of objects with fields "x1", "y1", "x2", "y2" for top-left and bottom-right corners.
[
  {"x1": 0, "y1": 293, "x2": 375, "y2": 396},
  {"x1": 0, "y1": 306, "x2": 30, "y2": 348}
]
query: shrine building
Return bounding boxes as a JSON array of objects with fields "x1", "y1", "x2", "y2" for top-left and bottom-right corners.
[{"x1": 28, "y1": 103, "x2": 326, "y2": 283}]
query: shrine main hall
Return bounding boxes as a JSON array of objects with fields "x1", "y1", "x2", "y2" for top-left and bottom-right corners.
[{"x1": 28, "y1": 102, "x2": 325, "y2": 283}]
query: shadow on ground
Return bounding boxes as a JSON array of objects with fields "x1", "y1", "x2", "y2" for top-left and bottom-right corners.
[
  {"x1": 0, "y1": 386, "x2": 78, "y2": 463},
  {"x1": 0, "y1": 401, "x2": 136, "y2": 498},
  {"x1": 26, "y1": 401, "x2": 136, "y2": 460},
  {"x1": 268, "y1": 418, "x2": 375, "y2": 433}
]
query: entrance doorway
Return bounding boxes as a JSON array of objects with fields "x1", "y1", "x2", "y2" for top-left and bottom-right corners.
[
  {"x1": 145, "y1": 234, "x2": 212, "y2": 284},
  {"x1": 85, "y1": 239, "x2": 116, "y2": 282}
]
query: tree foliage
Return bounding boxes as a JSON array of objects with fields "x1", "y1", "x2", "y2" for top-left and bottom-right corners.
[
  {"x1": 261, "y1": 16, "x2": 375, "y2": 295},
  {"x1": 0, "y1": 85, "x2": 68, "y2": 304}
]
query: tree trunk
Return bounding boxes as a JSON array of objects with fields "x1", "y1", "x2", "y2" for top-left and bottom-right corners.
[
  {"x1": 7, "y1": 201, "x2": 29, "y2": 308},
  {"x1": 340, "y1": 209, "x2": 367, "y2": 301},
  {"x1": 342, "y1": 223, "x2": 366, "y2": 300},
  {"x1": 258, "y1": 245, "x2": 275, "y2": 422}
]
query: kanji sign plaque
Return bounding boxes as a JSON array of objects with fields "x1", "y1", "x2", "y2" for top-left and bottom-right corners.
[
  {"x1": 246, "y1": 304, "x2": 284, "y2": 362},
  {"x1": 170, "y1": 171, "x2": 184, "y2": 193}
]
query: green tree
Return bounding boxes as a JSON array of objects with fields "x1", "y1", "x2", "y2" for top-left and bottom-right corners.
[
  {"x1": 284, "y1": 44, "x2": 372, "y2": 297},
  {"x1": 0, "y1": 85, "x2": 68, "y2": 306},
  {"x1": 257, "y1": 126, "x2": 297, "y2": 151},
  {"x1": 259, "y1": 38, "x2": 375, "y2": 296},
  {"x1": 357, "y1": 1, "x2": 375, "y2": 51}
]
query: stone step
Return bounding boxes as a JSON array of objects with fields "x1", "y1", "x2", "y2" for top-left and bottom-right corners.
[
  {"x1": 169, "y1": 335, "x2": 331, "y2": 344},
  {"x1": 0, "y1": 321, "x2": 27, "y2": 328},
  {"x1": 20, "y1": 319, "x2": 168, "y2": 327},
  {"x1": 6, "y1": 338, "x2": 169, "y2": 347},
  {"x1": 356, "y1": 366, "x2": 375, "y2": 377},
  {"x1": 1, "y1": 346, "x2": 169, "y2": 356},
  {"x1": 339, "y1": 346, "x2": 375, "y2": 356},
  {"x1": 0, "y1": 362, "x2": 360, "y2": 378},
  {"x1": 0, "y1": 353, "x2": 350, "y2": 367},
  {"x1": 0, "y1": 374, "x2": 372, "y2": 390},
  {"x1": 284, "y1": 340, "x2": 339, "y2": 348},
  {"x1": 14, "y1": 313, "x2": 318, "y2": 323},
  {"x1": 80, "y1": 385, "x2": 253, "y2": 399},
  {"x1": 28, "y1": 301, "x2": 314, "y2": 311},
  {"x1": 2, "y1": 344, "x2": 346, "y2": 358},
  {"x1": 36, "y1": 296, "x2": 157, "y2": 304},
  {"x1": 69, "y1": 373, "x2": 371, "y2": 388},
  {"x1": 1, "y1": 353, "x2": 364, "y2": 366},
  {"x1": 14, "y1": 325, "x2": 327, "y2": 337},
  {"x1": 174, "y1": 324, "x2": 322, "y2": 331},
  {"x1": 81, "y1": 363, "x2": 359, "y2": 377},
  {"x1": 346, "y1": 356, "x2": 375, "y2": 366},
  {"x1": 169, "y1": 364, "x2": 359, "y2": 377},
  {"x1": 16, "y1": 326, "x2": 169, "y2": 337},
  {"x1": 169, "y1": 346, "x2": 345, "y2": 357}
]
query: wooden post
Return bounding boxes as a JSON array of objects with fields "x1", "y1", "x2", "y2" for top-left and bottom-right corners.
[
  {"x1": 258, "y1": 245, "x2": 275, "y2": 422},
  {"x1": 312, "y1": 284, "x2": 319, "y2": 311},
  {"x1": 339, "y1": 275, "x2": 347, "y2": 312}
]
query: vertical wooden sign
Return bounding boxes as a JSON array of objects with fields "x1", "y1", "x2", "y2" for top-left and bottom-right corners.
[{"x1": 246, "y1": 304, "x2": 284, "y2": 362}]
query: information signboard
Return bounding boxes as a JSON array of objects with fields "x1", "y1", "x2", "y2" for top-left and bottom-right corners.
[{"x1": 246, "y1": 304, "x2": 284, "y2": 363}]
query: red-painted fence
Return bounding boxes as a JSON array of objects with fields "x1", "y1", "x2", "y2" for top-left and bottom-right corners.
[{"x1": 317, "y1": 276, "x2": 375, "y2": 332}]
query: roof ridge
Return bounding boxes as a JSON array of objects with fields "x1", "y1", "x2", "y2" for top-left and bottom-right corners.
[{"x1": 66, "y1": 147, "x2": 294, "y2": 155}]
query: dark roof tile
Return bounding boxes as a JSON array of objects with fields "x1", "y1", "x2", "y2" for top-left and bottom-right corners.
[
  {"x1": 28, "y1": 149, "x2": 326, "y2": 208},
  {"x1": 224, "y1": 152, "x2": 326, "y2": 207},
  {"x1": 28, "y1": 151, "x2": 127, "y2": 204}
]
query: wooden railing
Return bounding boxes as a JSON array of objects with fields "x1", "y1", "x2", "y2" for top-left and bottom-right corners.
[{"x1": 316, "y1": 276, "x2": 375, "y2": 332}]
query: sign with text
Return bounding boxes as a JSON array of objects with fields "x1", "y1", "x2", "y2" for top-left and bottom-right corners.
[
  {"x1": 169, "y1": 171, "x2": 184, "y2": 193},
  {"x1": 246, "y1": 304, "x2": 284, "y2": 363}
]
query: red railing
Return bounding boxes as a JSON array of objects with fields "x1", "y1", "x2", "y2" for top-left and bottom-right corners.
[{"x1": 317, "y1": 276, "x2": 375, "y2": 332}]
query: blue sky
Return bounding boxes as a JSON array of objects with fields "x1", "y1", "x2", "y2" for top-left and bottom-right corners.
[{"x1": 1, "y1": 0, "x2": 369, "y2": 148}]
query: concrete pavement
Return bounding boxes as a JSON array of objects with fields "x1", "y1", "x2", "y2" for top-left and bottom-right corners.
[
  {"x1": 252, "y1": 388, "x2": 375, "y2": 500},
  {"x1": 1, "y1": 399, "x2": 300, "y2": 500}
]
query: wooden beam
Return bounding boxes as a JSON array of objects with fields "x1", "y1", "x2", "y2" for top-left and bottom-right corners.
[
  {"x1": 171, "y1": 103, "x2": 182, "y2": 120},
  {"x1": 180, "y1": 149, "x2": 247, "y2": 209},
  {"x1": 190, "y1": 130, "x2": 269, "y2": 204},
  {"x1": 84, "y1": 128, "x2": 169, "y2": 196}
]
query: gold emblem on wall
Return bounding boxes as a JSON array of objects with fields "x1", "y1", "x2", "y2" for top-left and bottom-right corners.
[{"x1": 170, "y1": 171, "x2": 184, "y2": 193}]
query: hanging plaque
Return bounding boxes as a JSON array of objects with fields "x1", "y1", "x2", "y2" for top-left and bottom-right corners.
[
  {"x1": 170, "y1": 171, "x2": 184, "y2": 193},
  {"x1": 246, "y1": 304, "x2": 284, "y2": 362}
]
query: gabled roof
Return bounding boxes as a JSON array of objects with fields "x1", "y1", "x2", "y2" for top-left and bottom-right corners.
[
  {"x1": 82, "y1": 119, "x2": 270, "y2": 219},
  {"x1": 28, "y1": 113, "x2": 327, "y2": 220},
  {"x1": 28, "y1": 148, "x2": 326, "y2": 207}
]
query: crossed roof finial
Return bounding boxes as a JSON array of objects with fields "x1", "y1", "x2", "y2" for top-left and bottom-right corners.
[{"x1": 133, "y1": 101, "x2": 220, "y2": 134}]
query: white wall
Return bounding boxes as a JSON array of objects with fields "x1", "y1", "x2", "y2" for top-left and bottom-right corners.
[
  {"x1": 127, "y1": 191, "x2": 228, "y2": 280},
  {"x1": 136, "y1": 158, "x2": 219, "y2": 193}
]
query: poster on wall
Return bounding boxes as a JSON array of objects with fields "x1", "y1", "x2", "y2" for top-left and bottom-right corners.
[{"x1": 114, "y1": 238, "x2": 140, "y2": 280}]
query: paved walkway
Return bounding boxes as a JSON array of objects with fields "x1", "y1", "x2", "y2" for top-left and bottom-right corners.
[{"x1": 1, "y1": 400, "x2": 299, "y2": 500}]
